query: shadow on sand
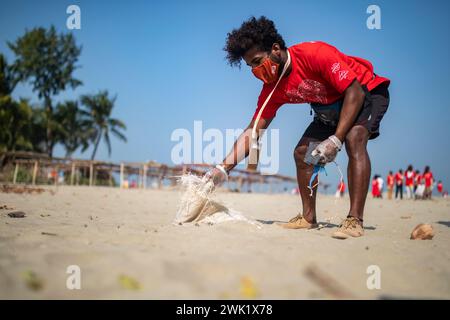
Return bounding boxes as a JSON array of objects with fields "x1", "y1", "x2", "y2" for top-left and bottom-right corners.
[
  {"x1": 436, "y1": 221, "x2": 450, "y2": 228},
  {"x1": 256, "y1": 219, "x2": 376, "y2": 230}
]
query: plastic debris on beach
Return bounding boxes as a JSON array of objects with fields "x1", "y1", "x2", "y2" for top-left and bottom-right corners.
[
  {"x1": 118, "y1": 274, "x2": 141, "y2": 290},
  {"x1": 240, "y1": 276, "x2": 260, "y2": 298},
  {"x1": 174, "y1": 173, "x2": 261, "y2": 228},
  {"x1": 1, "y1": 184, "x2": 47, "y2": 194},
  {"x1": 22, "y1": 270, "x2": 44, "y2": 291},
  {"x1": 304, "y1": 264, "x2": 354, "y2": 299}
]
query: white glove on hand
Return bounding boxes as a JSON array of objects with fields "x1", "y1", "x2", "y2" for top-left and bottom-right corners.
[
  {"x1": 311, "y1": 135, "x2": 342, "y2": 165},
  {"x1": 204, "y1": 165, "x2": 228, "y2": 186}
]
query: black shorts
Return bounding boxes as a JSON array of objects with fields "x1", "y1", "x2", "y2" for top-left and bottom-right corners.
[{"x1": 302, "y1": 82, "x2": 390, "y2": 142}]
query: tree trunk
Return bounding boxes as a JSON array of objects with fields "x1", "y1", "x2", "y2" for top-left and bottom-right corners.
[
  {"x1": 65, "y1": 150, "x2": 73, "y2": 158},
  {"x1": 9, "y1": 129, "x2": 16, "y2": 152},
  {"x1": 44, "y1": 95, "x2": 53, "y2": 157},
  {"x1": 91, "y1": 130, "x2": 102, "y2": 160}
]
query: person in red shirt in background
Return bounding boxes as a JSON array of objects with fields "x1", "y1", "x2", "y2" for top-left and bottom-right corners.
[
  {"x1": 335, "y1": 180, "x2": 346, "y2": 198},
  {"x1": 437, "y1": 180, "x2": 443, "y2": 196},
  {"x1": 414, "y1": 169, "x2": 421, "y2": 194},
  {"x1": 387, "y1": 171, "x2": 395, "y2": 200},
  {"x1": 372, "y1": 175, "x2": 381, "y2": 198},
  {"x1": 404, "y1": 165, "x2": 415, "y2": 199},
  {"x1": 423, "y1": 166, "x2": 434, "y2": 199},
  {"x1": 414, "y1": 170, "x2": 425, "y2": 200},
  {"x1": 376, "y1": 175, "x2": 384, "y2": 198},
  {"x1": 395, "y1": 169, "x2": 404, "y2": 199}
]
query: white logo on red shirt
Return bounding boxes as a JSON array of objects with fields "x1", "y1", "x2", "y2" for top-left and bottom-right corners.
[
  {"x1": 286, "y1": 79, "x2": 328, "y2": 104},
  {"x1": 338, "y1": 70, "x2": 348, "y2": 81},
  {"x1": 271, "y1": 65, "x2": 276, "y2": 74},
  {"x1": 331, "y1": 62, "x2": 340, "y2": 74}
]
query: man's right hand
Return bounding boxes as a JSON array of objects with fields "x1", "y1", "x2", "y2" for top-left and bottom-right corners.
[{"x1": 204, "y1": 165, "x2": 228, "y2": 186}]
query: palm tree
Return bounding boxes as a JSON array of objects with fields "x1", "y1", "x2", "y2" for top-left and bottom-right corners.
[
  {"x1": 80, "y1": 91, "x2": 126, "y2": 160},
  {"x1": 54, "y1": 100, "x2": 90, "y2": 157}
]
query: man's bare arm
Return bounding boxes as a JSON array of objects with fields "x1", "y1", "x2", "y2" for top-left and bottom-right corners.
[
  {"x1": 221, "y1": 117, "x2": 273, "y2": 173},
  {"x1": 334, "y1": 80, "x2": 366, "y2": 142}
]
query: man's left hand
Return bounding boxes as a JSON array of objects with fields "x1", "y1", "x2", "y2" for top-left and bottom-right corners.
[{"x1": 312, "y1": 135, "x2": 342, "y2": 165}]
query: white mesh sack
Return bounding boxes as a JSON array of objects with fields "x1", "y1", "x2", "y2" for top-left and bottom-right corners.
[{"x1": 174, "y1": 173, "x2": 261, "y2": 228}]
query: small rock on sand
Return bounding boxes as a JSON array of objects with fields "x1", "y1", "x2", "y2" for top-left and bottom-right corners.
[
  {"x1": 410, "y1": 224, "x2": 434, "y2": 240},
  {"x1": 7, "y1": 211, "x2": 26, "y2": 218}
]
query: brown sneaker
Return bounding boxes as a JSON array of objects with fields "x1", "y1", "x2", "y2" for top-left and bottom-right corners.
[
  {"x1": 277, "y1": 214, "x2": 318, "y2": 229},
  {"x1": 332, "y1": 217, "x2": 364, "y2": 239}
]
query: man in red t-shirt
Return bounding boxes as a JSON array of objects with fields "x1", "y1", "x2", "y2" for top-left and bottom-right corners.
[
  {"x1": 437, "y1": 181, "x2": 443, "y2": 195},
  {"x1": 387, "y1": 171, "x2": 395, "y2": 200},
  {"x1": 372, "y1": 175, "x2": 381, "y2": 198},
  {"x1": 423, "y1": 166, "x2": 434, "y2": 199},
  {"x1": 414, "y1": 170, "x2": 421, "y2": 192},
  {"x1": 395, "y1": 169, "x2": 404, "y2": 200},
  {"x1": 207, "y1": 16, "x2": 390, "y2": 239},
  {"x1": 404, "y1": 165, "x2": 415, "y2": 199},
  {"x1": 414, "y1": 170, "x2": 425, "y2": 200},
  {"x1": 335, "y1": 181, "x2": 345, "y2": 198}
]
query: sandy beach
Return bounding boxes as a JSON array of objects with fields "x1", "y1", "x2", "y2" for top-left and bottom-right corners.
[{"x1": 0, "y1": 185, "x2": 449, "y2": 299}]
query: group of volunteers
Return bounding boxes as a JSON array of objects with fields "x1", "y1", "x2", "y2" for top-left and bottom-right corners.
[{"x1": 370, "y1": 165, "x2": 446, "y2": 200}]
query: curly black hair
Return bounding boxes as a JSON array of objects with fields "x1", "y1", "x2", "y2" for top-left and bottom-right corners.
[{"x1": 224, "y1": 16, "x2": 286, "y2": 68}]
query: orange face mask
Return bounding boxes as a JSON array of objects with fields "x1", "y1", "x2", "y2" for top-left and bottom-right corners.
[{"x1": 252, "y1": 56, "x2": 280, "y2": 84}]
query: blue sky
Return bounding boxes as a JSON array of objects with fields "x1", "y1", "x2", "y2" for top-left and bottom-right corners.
[{"x1": 1, "y1": 0, "x2": 450, "y2": 191}]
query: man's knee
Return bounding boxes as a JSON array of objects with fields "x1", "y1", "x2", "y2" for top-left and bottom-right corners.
[
  {"x1": 293, "y1": 145, "x2": 308, "y2": 166},
  {"x1": 345, "y1": 126, "x2": 369, "y2": 157}
]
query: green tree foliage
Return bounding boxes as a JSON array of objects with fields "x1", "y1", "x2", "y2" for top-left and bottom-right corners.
[
  {"x1": 0, "y1": 53, "x2": 34, "y2": 152},
  {"x1": 54, "y1": 100, "x2": 90, "y2": 157},
  {"x1": 1, "y1": 27, "x2": 127, "y2": 161},
  {"x1": 8, "y1": 25, "x2": 82, "y2": 156},
  {"x1": 0, "y1": 97, "x2": 33, "y2": 152},
  {"x1": 0, "y1": 53, "x2": 18, "y2": 96}
]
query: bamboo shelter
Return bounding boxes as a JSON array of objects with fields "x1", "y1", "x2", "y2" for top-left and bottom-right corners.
[{"x1": 0, "y1": 151, "x2": 297, "y2": 193}]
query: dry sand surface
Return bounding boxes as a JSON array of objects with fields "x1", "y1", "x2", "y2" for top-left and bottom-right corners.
[{"x1": 0, "y1": 185, "x2": 449, "y2": 299}]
